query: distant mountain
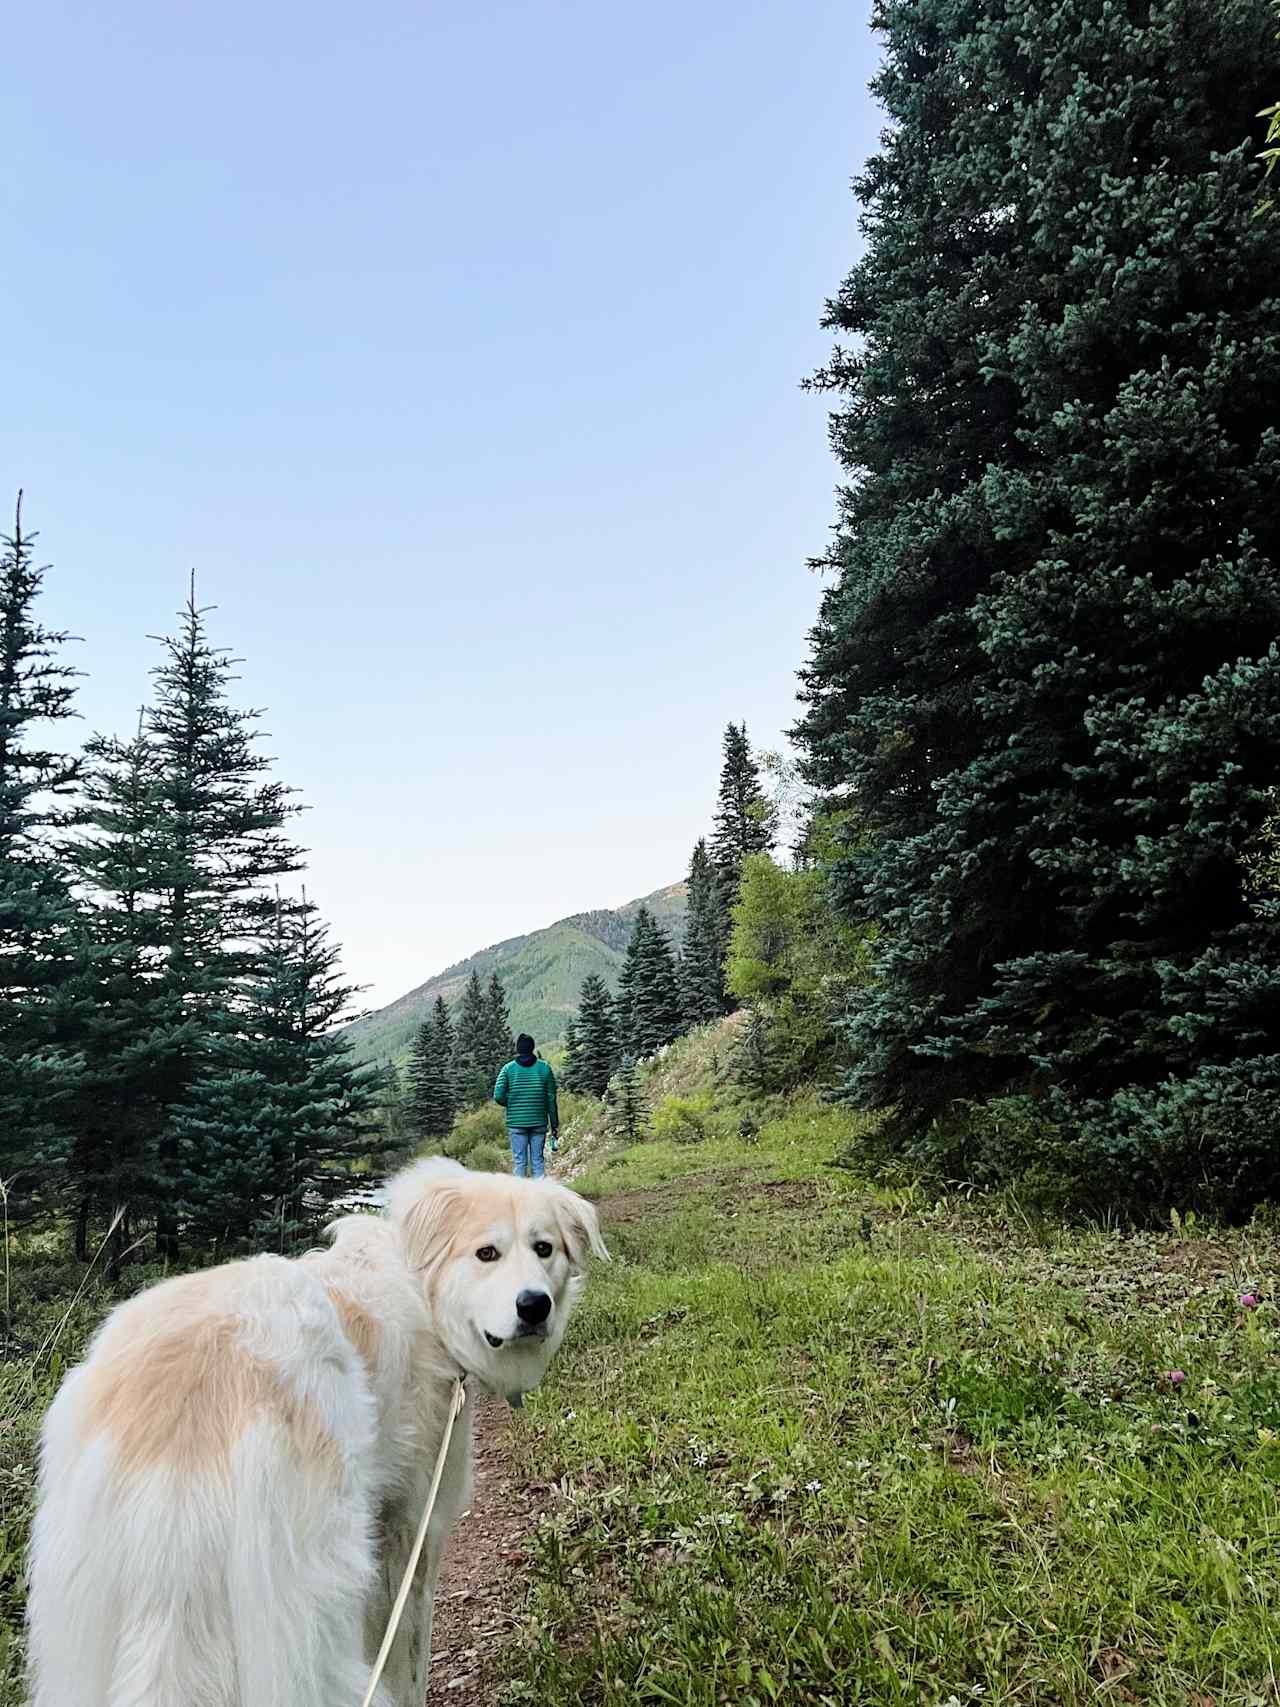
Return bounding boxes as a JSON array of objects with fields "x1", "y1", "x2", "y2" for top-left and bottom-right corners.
[{"x1": 345, "y1": 881, "x2": 688, "y2": 1067}]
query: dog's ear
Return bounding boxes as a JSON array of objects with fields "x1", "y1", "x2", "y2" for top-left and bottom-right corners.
[
  {"x1": 546, "y1": 1182, "x2": 610, "y2": 1267},
  {"x1": 384, "y1": 1157, "x2": 468, "y2": 1271}
]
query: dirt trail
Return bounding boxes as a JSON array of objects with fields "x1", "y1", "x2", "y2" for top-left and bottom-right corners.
[{"x1": 425, "y1": 1384, "x2": 554, "y2": 1701}]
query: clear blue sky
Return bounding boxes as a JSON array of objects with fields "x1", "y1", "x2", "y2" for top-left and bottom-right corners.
[{"x1": 4, "y1": 0, "x2": 881, "y2": 1008}]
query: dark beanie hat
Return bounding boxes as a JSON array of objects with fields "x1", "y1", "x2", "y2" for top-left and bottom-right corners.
[{"x1": 515, "y1": 1033, "x2": 536, "y2": 1057}]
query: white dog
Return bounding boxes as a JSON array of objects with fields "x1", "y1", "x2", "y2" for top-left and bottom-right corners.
[{"x1": 26, "y1": 1157, "x2": 607, "y2": 1707}]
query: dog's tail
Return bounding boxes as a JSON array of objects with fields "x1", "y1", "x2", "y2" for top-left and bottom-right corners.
[
  {"x1": 28, "y1": 1407, "x2": 387, "y2": 1707},
  {"x1": 25, "y1": 1374, "x2": 119, "y2": 1707},
  {"x1": 224, "y1": 1425, "x2": 390, "y2": 1707}
]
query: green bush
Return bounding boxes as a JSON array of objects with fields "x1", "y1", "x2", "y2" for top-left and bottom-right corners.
[
  {"x1": 725, "y1": 842, "x2": 874, "y2": 1090},
  {"x1": 463, "y1": 1140, "x2": 510, "y2": 1174},
  {"x1": 555, "y1": 1089, "x2": 597, "y2": 1144},
  {"x1": 650, "y1": 1091, "x2": 717, "y2": 1145},
  {"x1": 867, "y1": 1083, "x2": 1280, "y2": 1222},
  {"x1": 883, "y1": 1096, "x2": 1085, "y2": 1213},
  {"x1": 441, "y1": 1101, "x2": 507, "y2": 1160}
]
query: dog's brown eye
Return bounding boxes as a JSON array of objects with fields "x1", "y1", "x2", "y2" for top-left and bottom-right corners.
[
  {"x1": 476, "y1": 1245, "x2": 500, "y2": 1263},
  {"x1": 533, "y1": 1239, "x2": 553, "y2": 1259}
]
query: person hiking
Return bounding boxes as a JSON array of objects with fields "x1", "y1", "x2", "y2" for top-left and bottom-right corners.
[{"x1": 493, "y1": 1033, "x2": 560, "y2": 1179}]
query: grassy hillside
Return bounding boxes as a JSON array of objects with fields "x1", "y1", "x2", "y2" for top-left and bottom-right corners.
[
  {"x1": 485, "y1": 1026, "x2": 1280, "y2": 1706},
  {"x1": 345, "y1": 881, "x2": 687, "y2": 1066}
]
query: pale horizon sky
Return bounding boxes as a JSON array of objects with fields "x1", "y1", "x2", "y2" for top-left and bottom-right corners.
[{"x1": 5, "y1": 1, "x2": 881, "y2": 1007}]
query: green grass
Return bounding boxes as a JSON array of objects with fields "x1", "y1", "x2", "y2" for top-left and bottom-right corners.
[
  {"x1": 8, "y1": 1080, "x2": 1280, "y2": 1706},
  {"x1": 501, "y1": 1093, "x2": 1280, "y2": 1706}
]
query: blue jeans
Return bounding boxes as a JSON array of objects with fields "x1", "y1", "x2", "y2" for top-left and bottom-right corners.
[{"x1": 510, "y1": 1127, "x2": 547, "y2": 1179}]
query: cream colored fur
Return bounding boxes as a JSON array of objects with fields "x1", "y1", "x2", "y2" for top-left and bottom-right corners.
[{"x1": 26, "y1": 1158, "x2": 606, "y2": 1707}]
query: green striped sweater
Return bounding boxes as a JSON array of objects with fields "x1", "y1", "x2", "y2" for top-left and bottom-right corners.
[{"x1": 493, "y1": 1057, "x2": 559, "y2": 1132}]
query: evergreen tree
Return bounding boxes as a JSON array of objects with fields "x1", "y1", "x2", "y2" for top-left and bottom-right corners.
[
  {"x1": 65, "y1": 586, "x2": 305, "y2": 1256},
  {"x1": 0, "y1": 499, "x2": 86, "y2": 1225},
  {"x1": 378, "y1": 1061, "x2": 414, "y2": 1163},
  {"x1": 615, "y1": 909, "x2": 642, "y2": 1052},
  {"x1": 710, "y1": 724, "x2": 776, "y2": 887},
  {"x1": 615, "y1": 912, "x2": 642, "y2": 1051},
  {"x1": 430, "y1": 994, "x2": 457, "y2": 1115},
  {"x1": 573, "y1": 972, "x2": 618, "y2": 1097},
  {"x1": 618, "y1": 906, "x2": 685, "y2": 1058},
  {"x1": 608, "y1": 1054, "x2": 647, "y2": 1144},
  {"x1": 796, "y1": 0, "x2": 1280, "y2": 1207},
  {"x1": 561, "y1": 1017, "x2": 583, "y2": 1091},
  {"x1": 172, "y1": 895, "x2": 381, "y2": 1250},
  {"x1": 1261, "y1": 77, "x2": 1280, "y2": 212},
  {"x1": 680, "y1": 838, "x2": 728, "y2": 1025},
  {"x1": 61, "y1": 715, "x2": 191, "y2": 1264},
  {"x1": 451, "y1": 968, "x2": 492, "y2": 1107},
  {"x1": 484, "y1": 972, "x2": 513, "y2": 1076},
  {"x1": 150, "y1": 586, "x2": 305, "y2": 1252},
  {"x1": 734, "y1": 1007, "x2": 777, "y2": 1101},
  {"x1": 408, "y1": 999, "x2": 456, "y2": 1142},
  {"x1": 408, "y1": 1016, "x2": 438, "y2": 1135}
]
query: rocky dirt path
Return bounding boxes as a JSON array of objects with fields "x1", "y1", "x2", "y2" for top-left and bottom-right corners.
[{"x1": 425, "y1": 1394, "x2": 553, "y2": 1703}]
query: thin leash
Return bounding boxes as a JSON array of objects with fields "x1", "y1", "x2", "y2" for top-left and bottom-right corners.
[{"x1": 360, "y1": 1375, "x2": 469, "y2": 1707}]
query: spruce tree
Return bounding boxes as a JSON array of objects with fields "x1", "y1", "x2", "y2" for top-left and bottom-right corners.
[
  {"x1": 561, "y1": 1018, "x2": 584, "y2": 1092},
  {"x1": 734, "y1": 1006, "x2": 777, "y2": 1101},
  {"x1": 0, "y1": 499, "x2": 86, "y2": 1225},
  {"x1": 451, "y1": 968, "x2": 492, "y2": 1107},
  {"x1": 608, "y1": 1054, "x2": 647, "y2": 1144},
  {"x1": 173, "y1": 895, "x2": 381, "y2": 1250},
  {"x1": 680, "y1": 838, "x2": 728, "y2": 1025},
  {"x1": 711, "y1": 724, "x2": 775, "y2": 884},
  {"x1": 67, "y1": 586, "x2": 306, "y2": 1255},
  {"x1": 619, "y1": 907, "x2": 685, "y2": 1059},
  {"x1": 797, "y1": 0, "x2": 1280, "y2": 1207},
  {"x1": 573, "y1": 972, "x2": 619, "y2": 1097},
  {"x1": 408, "y1": 1016, "x2": 438, "y2": 1136},
  {"x1": 378, "y1": 1061, "x2": 413, "y2": 1161},
  {"x1": 62, "y1": 715, "x2": 190, "y2": 1263},
  {"x1": 408, "y1": 1000, "x2": 456, "y2": 1142},
  {"x1": 484, "y1": 972, "x2": 513, "y2": 1076},
  {"x1": 431, "y1": 994, "x2": 456, "y2": 1092},
  {"x1": 615, "y1": 910, "x2": 643, "y2": 1052}
]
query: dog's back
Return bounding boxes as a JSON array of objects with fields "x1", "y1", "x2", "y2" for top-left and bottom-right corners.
[{"x1": 27, "y1": 1252, "x2": 391, "y2": 1707}]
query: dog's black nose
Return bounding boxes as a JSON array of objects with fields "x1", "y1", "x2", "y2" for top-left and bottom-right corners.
[{"x1": 516, "y1": 1289, "x2": 552, "y2": 1326}]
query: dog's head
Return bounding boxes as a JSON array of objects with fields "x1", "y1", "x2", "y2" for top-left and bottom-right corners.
[{"x1": 384, "y1": 1157, "x2": 609, "y2": 1403}]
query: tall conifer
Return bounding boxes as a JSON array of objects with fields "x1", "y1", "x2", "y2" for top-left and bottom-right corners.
[
  {"x1": 711, "y1": 725, "x2": 775, "y2": 877},
  {"x1": 619, "y1": 907, "x2": 684, "y2": 1059},
  {"x1": 173, "y1": 896, "x2": 380, "y2": 1249},
  {"x1": 408, "y1": 998, "x2": 456, "y2": 1142},
  {"x1": 573, "y1": 972, "x2": 619, "y2": 1097},
  {"x1": 484, "y1": 972, "x2": 513, "y2": 1075},
  {"x1": 0, "y1": 499, "x2": 85, "y2": 1224},
  {"x1": 797, "y1": 0, "x2": 1280, "y2": 1206},
  {"x1": 561, "y1": 1018, "x2": 584, "y2": 1092},
  {"x1": 680, "y1": 838, "x2": 728, "y2": 1025},
  {"x1": 452, "y1": 968, "x2": 492, "y2": 1107},
  {"x1": 68, "y1": 586, "x2": 305, "y2": 1256}
]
